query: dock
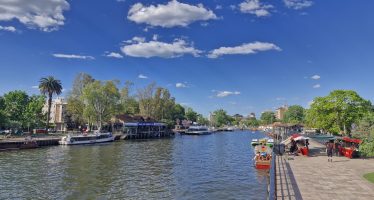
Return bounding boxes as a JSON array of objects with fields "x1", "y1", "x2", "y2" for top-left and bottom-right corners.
[{"x1": 274, "y1": 139, "x2": 374, "y2": 200}]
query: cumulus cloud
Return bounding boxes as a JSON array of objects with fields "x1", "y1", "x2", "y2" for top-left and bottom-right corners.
[
  {"x1": 31, "y1": 85, "x2": 38, "y2": 89},
  {"x1": 311, "y1": 75, "x2": 320, "y2": 80},
  {"x1": 105, "y1": 52, "x2": 123, "y2": 58},
  {"x1": 52, "y1": 54, "x2": 95, "y2": 60},
  {"x1": 313, "y1": 84, "x2": 320, "y2": 88},
  {"x1": 0, "y1": 25, "x2": 16, "y2": 32},
  {"x1": 283, "y1": 0, "x2": 313, "y2": 10},
  {"x1": 0, "y1": 0, "x2": 70, "y2": 31},
  {"x1": 208, "y1": 41, "x2": 281, "y2": 58},
  {"x1": 138, "y1": 74, "x2": 148, "y2": 79},
  {"x1": 239, "y1": 0, "x2": 273, "y2": 17},
  {"x1": 216, "y1": 91, "x2": 241, "y2": 98},
  {"x1": 127, "y1": 0, "x2": 217, "y2": 28},
  {"x1": 121, "y1": 37, "x2": 202, "y2": 58},
  {"x1": 176, "y1": 83, "x2": 187, "y2": 88}
]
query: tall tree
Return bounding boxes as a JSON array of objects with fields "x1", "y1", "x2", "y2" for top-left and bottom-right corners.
[
  {"x1": 283, "y1": 105, "x2": 305, "y2": 124},
  {"x1": 119, "y1": 81, "x2": 139, "y2": 115},
  {"x1": 185, "y1": 107, "x2": 198, "y2": 122},
  {"x1": 3, "y1": 90, "x2": 29, "y2": 128},
  {"x1": 81, "y1": 80, "x2": 120, "y2": 129},
  {"x1": 212, "y1": 109, "x2": 233, "y2": 127},
  {"x1": 39, "y1": 76, "x2": 63, "y2": 131},
  {"x1": 197, "y1": 114, "x2": 209, "y2": 125},
  {"x1": 66, "y1": 73, "x2": 95, "y2": 126},
  {"x1": 137, "y1": 83, "x2": 156, "y2": 117},
  {"x1": 306, "y1": 90, "x2": 372, "y2": 134},
  {"x1": 260, "y1": 111, "x2": 276, "y2": 125},
  {"x1": 24, "y1": 95, "x2": 46, "y2": 131}
]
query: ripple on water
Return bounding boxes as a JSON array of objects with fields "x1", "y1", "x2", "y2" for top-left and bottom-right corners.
[{"x1": 0, "y1": 131, "x2": 268, "y2": 200}]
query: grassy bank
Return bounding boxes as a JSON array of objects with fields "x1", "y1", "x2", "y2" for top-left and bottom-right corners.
[{"x1": 364, "y1": 172, "x2": 374, "y2": 183}]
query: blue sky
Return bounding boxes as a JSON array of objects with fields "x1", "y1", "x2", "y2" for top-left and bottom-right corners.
[{"x1": 0, "y1": 0, "x2": 374, "y2": 117}]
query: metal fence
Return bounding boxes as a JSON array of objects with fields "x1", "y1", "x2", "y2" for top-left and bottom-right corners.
[{"x1": 268, "y1": 151, "x2": 277, "y2": 200}]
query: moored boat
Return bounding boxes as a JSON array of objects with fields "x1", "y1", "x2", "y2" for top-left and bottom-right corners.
[
  {"x1": 253, "y1": 144, "x2": 272, "y2": 169},
  {"x1": 251, "y1": 138, "x2": 274, "y2": 147},
  {"x1": 185, "y1": 126, "x2": 211, "y2": 135},
  {"x1": 59, "y1": 132, "x2": 114, "y2": 145}
]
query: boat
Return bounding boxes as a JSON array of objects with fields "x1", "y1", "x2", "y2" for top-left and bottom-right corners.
[
  {"x1": 0, "y1": 137, "x2": 39, "y2": 151},
  {"x1": 253, "y1": 144, "x2": 272, "y2": 169},
  {"x1": 59, "y1": 132, "x2": 114, "y2": 145},
  {"x1": 251, "y1": 138, "x2": 274, "y2": 147},
  {"x1": 185, "y1": 126, "x2": 211, "y2": 135}
]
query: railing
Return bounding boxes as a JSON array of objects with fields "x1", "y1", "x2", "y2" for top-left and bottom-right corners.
[{"x1": 268, "y1": 150, "x2": 277, "y2": 200}]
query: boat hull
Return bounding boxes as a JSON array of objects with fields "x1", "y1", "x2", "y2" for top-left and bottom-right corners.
[
  {"x1": 59, "y1": 136, "x2": 115, "y2": 145},
  {"x1": 184, "y1": 131, "x2": 211, "y2": 135}
]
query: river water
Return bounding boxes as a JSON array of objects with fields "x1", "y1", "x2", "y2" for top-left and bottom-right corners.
[{"x1": 0, "y1": 131, "x2": 269, "y2": 200}]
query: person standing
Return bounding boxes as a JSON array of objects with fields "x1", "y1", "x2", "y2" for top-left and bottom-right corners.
[{"x1": 326, "y1": 140, "x2": 335, "y2": 162}]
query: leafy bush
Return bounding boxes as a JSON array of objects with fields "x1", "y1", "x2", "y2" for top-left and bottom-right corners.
[{"x1": 359, "y1": 139, "x2": 374, "y2": 157}]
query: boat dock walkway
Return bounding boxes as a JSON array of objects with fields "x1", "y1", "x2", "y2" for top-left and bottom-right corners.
[{"x1": 275, "y1": 139, "x2": 374, "y2": 200}]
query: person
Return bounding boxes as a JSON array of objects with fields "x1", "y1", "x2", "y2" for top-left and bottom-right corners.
[
  {"x1": 334, "y1": 140, "x2": 340, "y2": 157},
  {"x1": 326, "y1": 140, "x2": 335, "y2": 162},
  {"x1": 290, "y1": 138, "x2": 297, "y2": 155}
]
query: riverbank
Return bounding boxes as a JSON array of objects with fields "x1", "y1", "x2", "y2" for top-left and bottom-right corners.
[{"x1": 276, "y1": 139, "x2": 374, "y2": 199}]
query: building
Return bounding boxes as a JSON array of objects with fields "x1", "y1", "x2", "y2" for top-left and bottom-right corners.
[
  {"x1": 249, "y1": 112, "x2": 256, "y2": 119},
  {"x1": 43, "y1": 97, "x2": 68, "y2": 131},
  {"x1": 275, "y1": 105, "x2": 288, "y2": 120}
]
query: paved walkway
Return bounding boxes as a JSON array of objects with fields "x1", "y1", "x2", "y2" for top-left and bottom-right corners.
[{"x1": 278, "y1": 139, "x2": 374, "y2": 200}]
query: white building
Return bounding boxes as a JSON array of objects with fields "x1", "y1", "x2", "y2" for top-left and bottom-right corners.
[{"x1": 43, "y1": 97, "x2": 68, "y2": 131}]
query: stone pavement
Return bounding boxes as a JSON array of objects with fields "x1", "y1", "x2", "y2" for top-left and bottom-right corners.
[{"x1": 277, "y1": 139, "x2": 374, "y2": 200}]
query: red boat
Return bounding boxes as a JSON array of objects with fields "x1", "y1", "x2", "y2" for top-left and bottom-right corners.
[
  {"x1": 339, "y1": 137, "x2": 361, "y2": 159},
  {"x1": 253, "y1": 144, "x2": 272, "y2": 169}
]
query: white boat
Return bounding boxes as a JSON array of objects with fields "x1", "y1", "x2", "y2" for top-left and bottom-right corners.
[
  {"x1": 59, "y1": 132, "x2": 115, "y2": 145},
  {"x1": 185, "y1": 126, "x2": 211, "y2": 135}
]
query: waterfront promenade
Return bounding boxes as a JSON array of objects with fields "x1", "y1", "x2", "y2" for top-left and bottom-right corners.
[{"x1": 276, "y1": 139, "x2": 374, "y2": 200}]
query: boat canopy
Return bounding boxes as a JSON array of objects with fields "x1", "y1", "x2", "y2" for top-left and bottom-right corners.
[
  {"x1": 342, "y1": 137, "x2": 362, "y2": 144},
  {"x1": 124, "y1": 122, "x2": 166, "y2": 127}
]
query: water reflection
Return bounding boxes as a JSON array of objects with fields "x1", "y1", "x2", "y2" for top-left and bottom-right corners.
[{"x1": 0, "y1": 131, "x2": 268, "y2": 200}]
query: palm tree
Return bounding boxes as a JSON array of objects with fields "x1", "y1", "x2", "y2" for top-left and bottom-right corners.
[{"x1": 39, "y1": 76, "x2": 63, "y2": 132}]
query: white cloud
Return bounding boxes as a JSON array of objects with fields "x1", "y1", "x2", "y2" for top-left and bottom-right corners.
[
  {"x1": 311, "y1": 75, "x2": 320, "y2": 80},
  {"x1": 208, "y1": 41, "x2": 281, "y2": 58},
  {"x1": 127, "y1": 0, "x2": 217, "y2": 28},
  {"x1": 125, "y1": 36, "x2": 145, "y2": 44},
  {"x1": 121, "y1": 38, "x2": 202, "y2": 58},
  {"x1": 52, "y1": 54, "x2": 95, "y2": 60},
  {"x1": 31, "y1": 85, "x2": 38, "y2": 89},
  {"x1": 138, "y1": 74, "x2": 148, "y2": 79},
  {"x1": 152, "y1": 34, "x2": 159, "y2": 41},
  {"x1": 176, "y1": 83, "x2": 187, "y2": 88},
  {"x1": 313, "y1": 84, "x2": 320, "y2": 88},
  {"x1": 105, "y1": 52, "x2": 123, "y2": 59},
  {"x1": 0, "y1": 0, "x2": 70, "y2": 31},
  {"x1": 283, "y1": 0, "x2": 313, "y2": 10},
  {"x1": 0, "y1": 25, "x2": 16, "y2": 32},
  {"x1": 216, "y1": 91, "x2": 241, "y2": 98},
  {"x1": 215, "y1": 5, "x2": 223, "y2": 10},
  {"x1": 239, "y1": 0, "x2": 273, "y2": 17}
]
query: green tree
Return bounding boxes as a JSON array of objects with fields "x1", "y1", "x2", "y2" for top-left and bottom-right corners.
[
  {"x1": 260, "y1": 111, "x2": 276, "y2": 125},
  {"x1": 283, "y1": 105, "x2": 305, "y2": 124},
  {"x1": 197, "y1": 114, "x2": 209, "y2": 125},
  {"x1": 212, "y1": 109, "x2": 233, "y2": 127},
  {"x1": 306, "y1": 90, "x2": 372, "y2": 134},
  {"x1": 243, "y1": 117, "x2": 260, "y2": 128},
  {"x1": 66, "y1": 73, "x2": 95, "y2": 126},
  {"x1": 3, "y1": 90, "x2": 29, "y2": 128},
  {"x1": 39, "y1": 76, "x2": 63, "y2": 131},
  {"x1": 119, "y1": 81, "x2": 139, "y2": 115},
  {"x1": 82, "y1": 80, "x2": 120, "y2": 129},
  {"x1": 24, "y1": 95, "x2": 46, "y2": 131},
  {"x1": 185, "y1": 107, "x2": 198, "y2": 122},
  {"x1": 0, "y1": 96, "x2": 7, "y2": 128},
  {"x1": 171, "y1": 104, "x2": 185, "y2": 121},
  {"x1": 137, "y1": 83, "x2": 156, "y2": 117}
]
